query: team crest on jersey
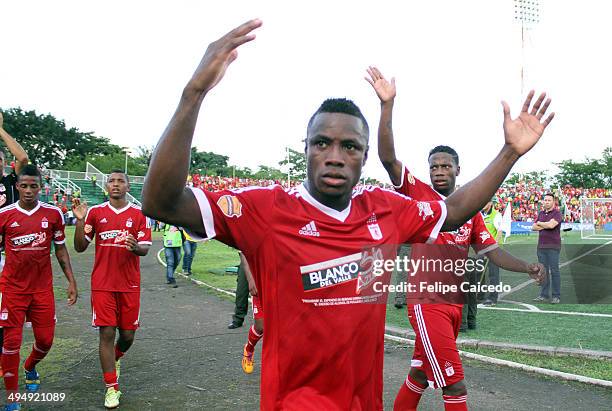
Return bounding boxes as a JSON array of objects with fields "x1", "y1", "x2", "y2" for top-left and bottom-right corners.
[
  {"x1": 480, "y1": 231, "x2": 491, "y2": 242},
  {"x1": 217, "y1": 195, "x2": 242, "y2": 218},
  {"x1": 1, "y1": 308, "x2": 8, "y2": 321},
  {"x1": 126, "y1": 218, "x2": 133, "y2": 228},
  {"x1": 84, "y1": 224, "x2": 93, "y2": 234},
  {"x1": 41, "y1": 217, "x2": 48, "y2": 229},
  {"x1": 366, "y1": 214, "x2": 383, "y2": 241},
  {"x1": 444, "y1": 361, "x2": 455, "y2": 377},
  {"x1": 417, "y1": 202, "x2": 434, "y2": 221}
]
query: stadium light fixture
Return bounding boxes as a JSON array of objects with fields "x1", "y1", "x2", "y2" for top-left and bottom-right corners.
[{"x1": 513, "y1": 0, "x2": 540, "y2": 93}]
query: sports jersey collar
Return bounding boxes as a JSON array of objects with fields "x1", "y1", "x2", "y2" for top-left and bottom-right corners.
[
  {"x1": 296, "y1": 183, "x2": 351, "y2": 223},
  {"x1": 106, "y1": 201, "x2": 132, "y2": 214},
  {"x1": 15, "y1": 201, "x2": 41, "y2": 216}
]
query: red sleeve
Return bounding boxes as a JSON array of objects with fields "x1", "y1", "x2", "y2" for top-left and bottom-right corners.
[
  {"x1": 384, "y1": 189, "x2": 447, "y2": 244},
  {"x1": 185, "y1": 186, "x2": 275, "y2": 252},
  {"x1": 52, "y1": 208, "x2": 66, "y2": 245},
  {"x1": 471, "y1": 213, "x2": 498, "y2": 255},
  {"x1": 137, "y1": 213, "x2": 152, "y2": 245},
  {"x1": 84, "y1": 206, "x2": 96, "y2": 242},
  {"x1": 394, "y1": 162, "x2": 438, "y2": 200}
]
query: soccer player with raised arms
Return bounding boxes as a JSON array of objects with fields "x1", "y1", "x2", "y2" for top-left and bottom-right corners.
[
  {"x1": 142, "y1": 19, "x2": 554, "y2": 410},
  {"x1": 72, "y1": 170, "x2": 152, "y2": 409},
  {"x1": 0, "y1": 165, "x2": 78, "y2": 411},
  {"x1": 366, "y1": 66, "x2": 549, "y2": 410}
]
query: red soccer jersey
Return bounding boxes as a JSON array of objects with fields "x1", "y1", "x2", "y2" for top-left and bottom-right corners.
[
  {"x1": 84, "y1": 202, "x2": 152, "y2": 292},
  {"x1": 186, "y1": 183, "x2": 447, "y2": 410},
  {"x1": 394, "y1": 164, "x2": 498, "y2": 304},
  {"x1": 0, "y1": 202, "x2": 66, "y2": 293}
]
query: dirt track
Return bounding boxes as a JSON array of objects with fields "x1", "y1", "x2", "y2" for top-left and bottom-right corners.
[{"x1": 20, "y1": 240, "x2": 612, "y2": 410}]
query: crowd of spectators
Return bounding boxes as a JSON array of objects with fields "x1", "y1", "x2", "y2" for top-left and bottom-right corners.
[{"x1": 496, "y1": 181, "x2": 611, "y2": 224}]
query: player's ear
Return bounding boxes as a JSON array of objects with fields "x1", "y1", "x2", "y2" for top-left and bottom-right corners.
[
  {"x1": 362, "y1": 147, "x2": 368, "y2": 166},
  {"x1": 456, "y1": 165, "x2": 460, "y2": 177}
]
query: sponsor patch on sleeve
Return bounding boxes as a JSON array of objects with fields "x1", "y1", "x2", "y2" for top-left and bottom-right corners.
[{"x1": 217, "y1": 195, "x2": 242, "y2": 218}]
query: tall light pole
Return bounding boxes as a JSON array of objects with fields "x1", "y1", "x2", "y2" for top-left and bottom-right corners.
[
  {"x1": 122, "y1": 147, "x2": 130, "y2": 174},
  {"x1": 514, "y1": 0, "x2": 540, "y2": 94}
]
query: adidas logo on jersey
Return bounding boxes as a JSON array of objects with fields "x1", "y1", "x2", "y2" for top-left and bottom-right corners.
[
  {"x1": 299, "y1": 221, "x2": 320, "y2": 237},
  {"x1": 100, "y1": 218, "x2": 108, "y2": 223},
  {"x1": 10, "y1": 222, "x2": 20, "y2": 228}
]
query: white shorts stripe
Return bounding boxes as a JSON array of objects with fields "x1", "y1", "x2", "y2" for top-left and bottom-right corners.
[{"x1": 415, "y1": 304, "x2": 446, "y2": 388}]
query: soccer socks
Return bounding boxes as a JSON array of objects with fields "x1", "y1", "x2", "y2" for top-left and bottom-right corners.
[
  {"x1": 393, "y1": 374, "x2": 427, "y2": 410},
  {"x1": 2, "y1": 327, "x2": 22, "y2": 396},
  {"x1": 24, "y1": 325, "x2": 54, "y2": 372},
  {"x1": 245, "y1": 325, "x2": 263, "y2": 354},
  {"x1": 103, "y1": 370, "x2": 119, "y2": 391},
  {"x1": 114, "y1": 345, "x2": 125, "y2": 361},
  {"x1": 443, "y1": 394, "x2": 468, "y2": 410}
]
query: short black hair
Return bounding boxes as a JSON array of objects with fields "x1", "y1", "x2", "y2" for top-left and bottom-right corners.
[
  {"x1": 108, "y1": 169, "x2": 129, "y2": 182},
  {"x1": 17, "y1": 164, "x2": 42, "y2": 183},
  {"x1": 544, "y1": 192, "x2": 555, "y2": 199},
  {"x1": 429, "y1": 145, "x2": 459, "y2": 166},
  {"x1": 307, "y1": 98, "x2": 369, "y2": 141}
]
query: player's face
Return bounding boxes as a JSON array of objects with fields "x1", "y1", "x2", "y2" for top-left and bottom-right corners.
[
  {"x1": 106, "y1": 173, "x2": 130, "y2": 200},
  {"x1": 428, "y1": 153, "x2": 459, "y2": 196},
  {"x1": 543, "y1": 195, "x2": 554, "y2": 210},
  {"x1": 305, "y1": 113, "x2": 368, "y2": 205},
  {"x1": 16, "y1": 175, "x2": 41, "y2": 206}
]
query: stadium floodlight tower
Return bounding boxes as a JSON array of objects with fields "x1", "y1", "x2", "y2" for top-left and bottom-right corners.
[{"x1": 513, "y1": 0, "x2": 540, "y2": 94}]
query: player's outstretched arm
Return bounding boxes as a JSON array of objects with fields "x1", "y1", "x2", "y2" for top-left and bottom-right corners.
[
  {"x1": 142, "y1": 19, "x2": 262, "y2": 232},
  {"x1": 365, "y1": 66, "x2": 402, "y2": 186},
  {"x1": 485, "y1": 248, "x2": 545, "y2": 284},
  {"x1": 72, "y1": 198, "x2": 90, "y2": 252},
  {"x1": 0, "y1": 112, "x2": 29, "y2": 174},
  {"x1": 442, "y1": 91, "x2": 555, "y2": 231},
  {"x1": 55, "y1": 243, "x2": 78, "y2": 305}
]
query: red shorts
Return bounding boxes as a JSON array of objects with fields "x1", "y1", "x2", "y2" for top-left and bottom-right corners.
[
  {"x1": 252, "y1": 296, "x2": 264, "y2": 320},
  {"x1": 407, "y1": 304, "x2": 464, "y2": 389},
  {"x1": 0, "y1": 289, "x2": 56, "y2": 328},
  {"x1": 91, "y1": 291, "x2": 140, "y2": 330}
]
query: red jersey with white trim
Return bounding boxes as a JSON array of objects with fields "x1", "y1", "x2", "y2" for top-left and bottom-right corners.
[
  {"x1": 0, "y1": 202, "x2": 66, "y2": 293},
  {"x1": 84, "y1": 202, "x2": 152, "y2": 292},
  {"x1": 186, "y1": 183, "x2": 447, "y2": 410},
  {"x1": 394, "y1": 164, "x2": 498, "y2": 304}
]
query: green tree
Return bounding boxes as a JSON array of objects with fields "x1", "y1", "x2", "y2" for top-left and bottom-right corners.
[
  {"x1": 0, "y1": 107, "x2": 121, "y2": 168},
  {"x1": 278, "y1": 148, "x2": 306, "y2": 181},
  {"x1": 554, "y1": 148, "x2": 611, "y2": 188},
  {"x1": 253, "y1": 165, "x2": 286, "y2": 181},
  {"x1": 190, "y1": 148, "x2": 230, "y2": 175}
]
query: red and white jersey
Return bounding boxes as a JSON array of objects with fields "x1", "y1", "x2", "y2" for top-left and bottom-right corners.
[
  {"x1": 84, "y1": 202, "x2": 152, "y2": 292},
  {"x1": 394, "y1": 164, "x2": 498, "y2": 304},
  {"x1": 186, "y1": 183, "x2": 447, "y2": 410},
  {"x1": 0, "y1": 201, "x2": 66, "y2": 293}
]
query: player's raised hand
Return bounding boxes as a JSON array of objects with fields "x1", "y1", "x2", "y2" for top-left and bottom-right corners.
[
  {"x1": 365, "y1": 66, "x2": 396, "y2": 103},
  {"x1": 186, "y1": 19, "x2": 262, "y2": 95},
  {"x1": 72, "y1": 198, "x2": 88, "y2": 220},
  {"x1": 67, "y1": 281, "x2": 78, "y2": 305},
  {"x1": 502, "y1": 90, "x2": 555, "y2": 157},
  {"x1": 125, "y1": 234, "x2": 138, "y2": 252},
  {"x1": 527, "y1": 262, "x2": 546, "y2": 285}
]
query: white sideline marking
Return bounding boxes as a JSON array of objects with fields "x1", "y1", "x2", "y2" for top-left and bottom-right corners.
[
  {"x1": 384, "y1": 334, "x2": 612, "y2": 388},
  {"x1": 500, "y1": 240, "x2": 612, "y2": 299},
  {"x1": 495, "y1": 300, "x2": 540, "y2": 311},
  {"x1": 478, "y1": 305, "x2": 612, "y2": 318},
  {"x1": 156, "y1": 248, "x2": 237, "y2": 297}
]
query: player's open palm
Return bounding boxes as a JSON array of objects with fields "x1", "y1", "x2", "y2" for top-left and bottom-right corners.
[
  {"x1": 72, "y1": 198, "x2": 88, "y2": 220},
  {"x1": 502, "y1": 90, "x2": 555, "y2": 157},
  {"x1": 188, "y1": 19, "x2": 262, "y2": 94},
  {"x1": 365, "y1": 66, "x2": 396, "y2": 103}
]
